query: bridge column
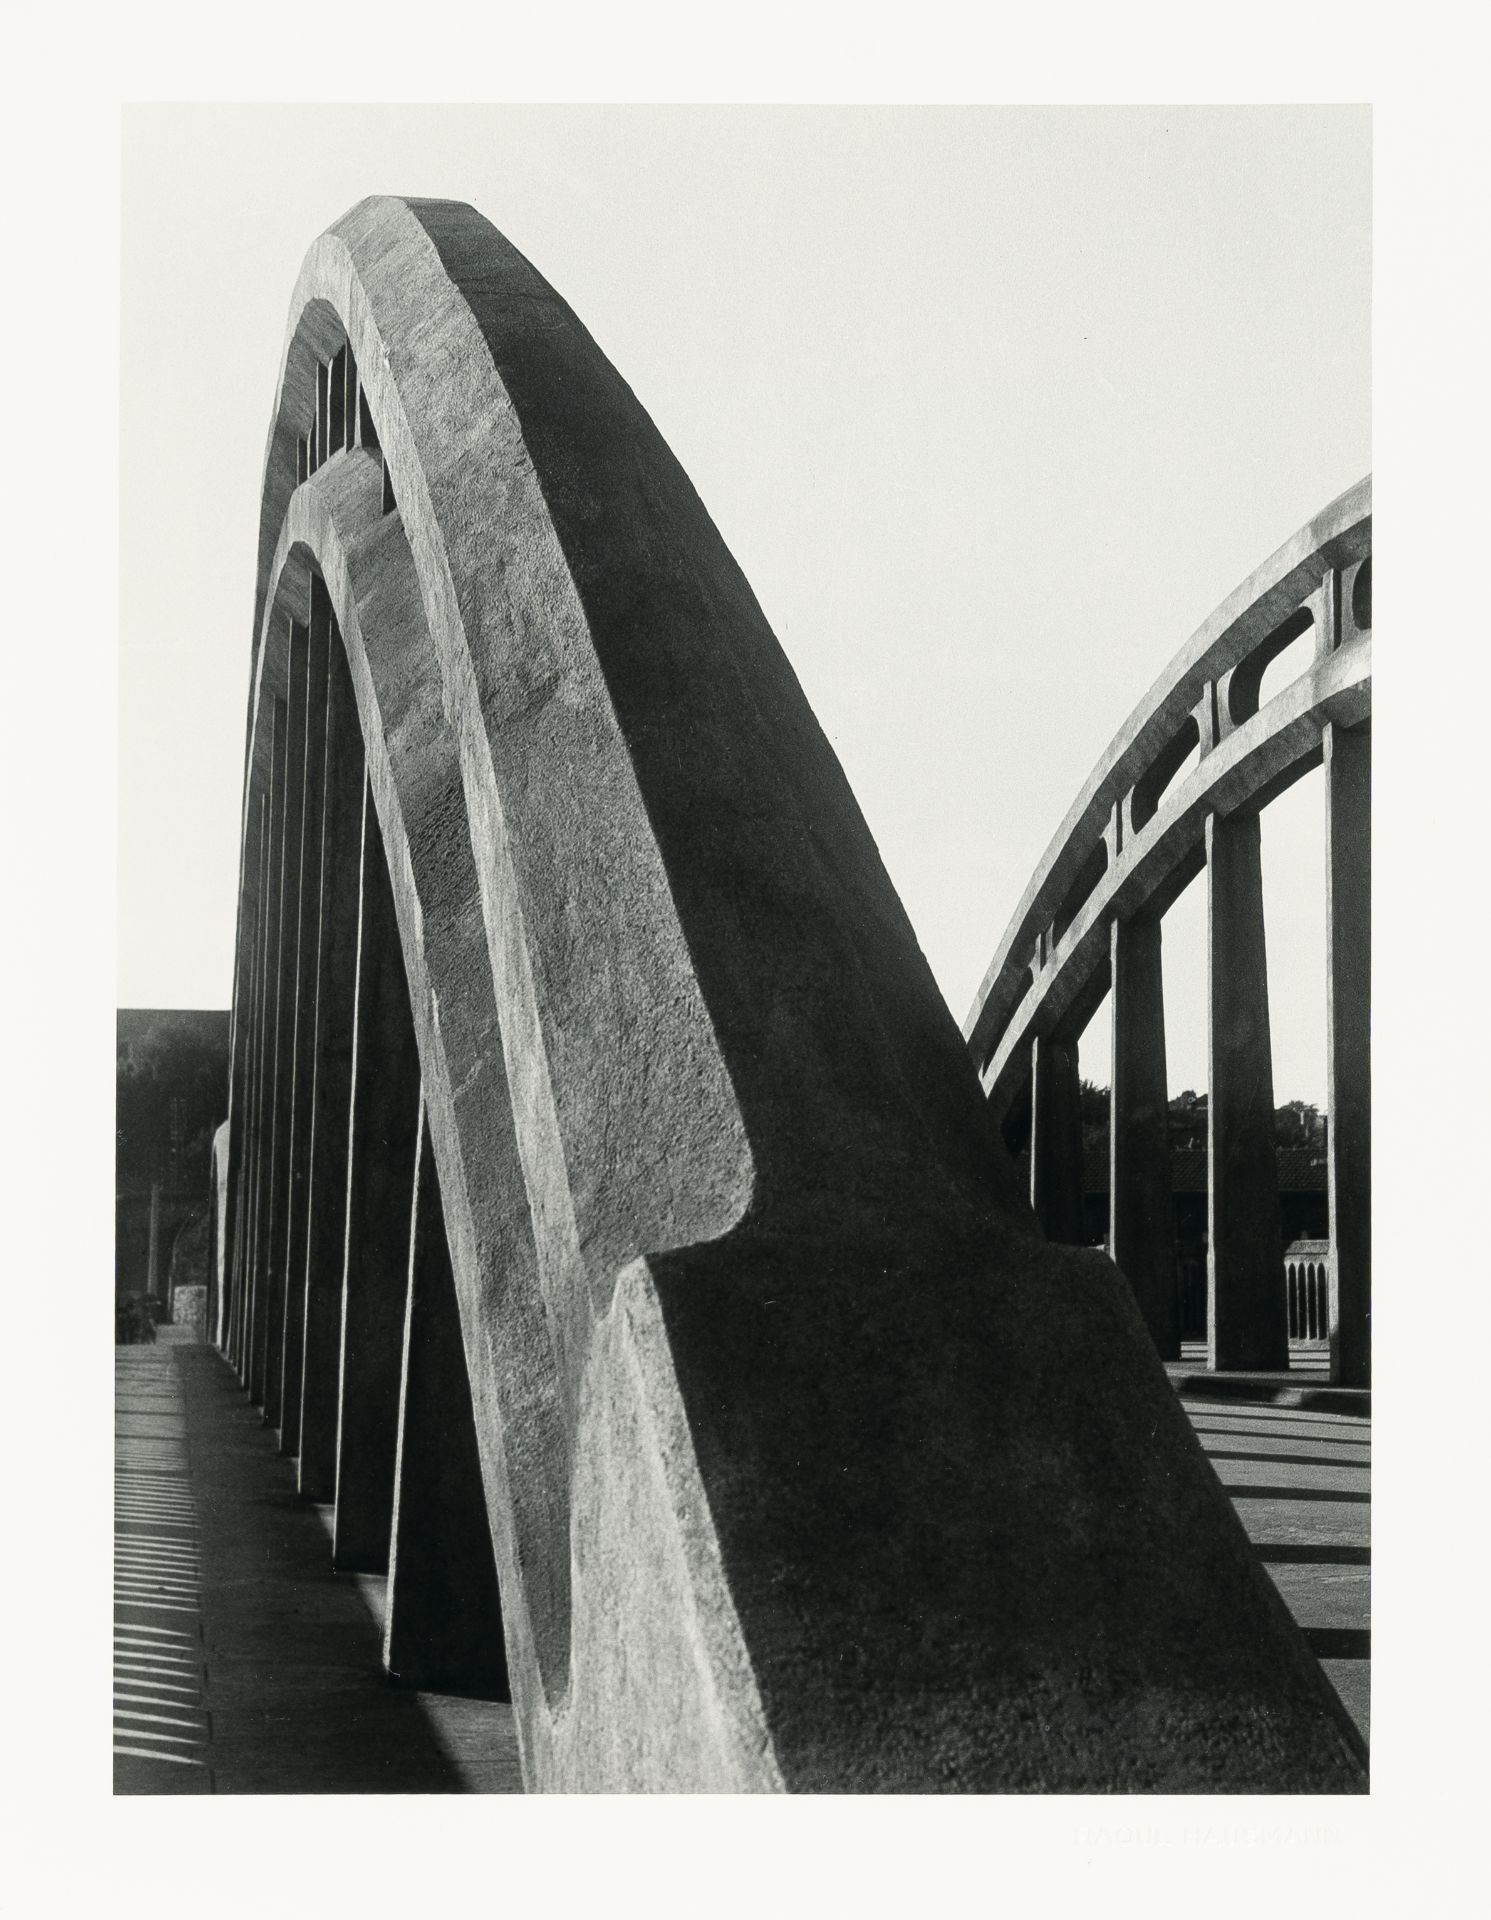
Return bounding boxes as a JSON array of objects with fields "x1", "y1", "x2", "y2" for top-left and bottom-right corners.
[
  {"x1": 296, "y1": 631, "x2": 366, "y2": 1500},
  {"x1": 331, "y1": 794, "x2": 423, "y2": 1573},
  {"x1": 278, "y1": 584, "x2": 332, "y2": 1456},
  {"x1": 223, "y1": 877, "x2": 253, "y2": 1367},
  {"x1": 262, "y1": 621, "x2": 310, "y2": 1430},
  {"x1": 1206, "y1": 809, "x2": 1287, "y2": 1370},
  {"x1": 247, "y1": 733, "x2": 282, "y2": 1400},
  {"x1": 233, "y1": 803, "x2": 269, "y2": 1381},
  {"x1": 1030, "y1": 1031, "x2": 1085, "y2": 1243},
  {"x1": 1109, "y1": 915, "x2": 1178, "y2": 1357},
  {"x1": 383, "y1": 1110, "x2": 509, "y2": 1697},
  {"x1": 1325, "y1": 721, "x2": 1370, "y2": 1387},
  {"x1": 236, "y1": 833, "x2": 267, "y2": 1380},
  {"x1": 249, "y1": 692, "x2": 290, "y2": 1403}
]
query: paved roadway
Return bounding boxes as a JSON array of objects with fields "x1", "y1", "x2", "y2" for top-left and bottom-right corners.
[{"x1": 115, "y1": 1343, "x2": 1368, "y2": 1792}]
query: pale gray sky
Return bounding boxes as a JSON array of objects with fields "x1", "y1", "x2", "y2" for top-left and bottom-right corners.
[{"x1": 119, "y1": 104, "x2": 1370, "y2": 1103}]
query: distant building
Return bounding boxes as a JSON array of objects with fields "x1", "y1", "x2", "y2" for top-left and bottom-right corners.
[
  {"x1": 116, "y1": 1009, "x2": 229, "y2": 1312},
  {"x1": 1081, "y1": 1142, "x2": 1329, "y2": 1338}
]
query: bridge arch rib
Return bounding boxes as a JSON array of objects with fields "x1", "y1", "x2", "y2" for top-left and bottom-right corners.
[
  {"x1": 221, "y1": 195, "x2": 1366, "y2": 1791},
  {"x1": 964, "y1": 482, "x2": 1371, "y2": 1385}
]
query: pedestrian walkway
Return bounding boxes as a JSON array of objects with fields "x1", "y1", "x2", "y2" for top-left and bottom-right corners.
[
  {"x1": 113, "y1": 1348, "x2": 210, "y2": 1789},
  {"x1": 113, "y1": 1344, "x2": 521, "y2": 1794},
  {"x1": 1179, "y1": 1388, "x2": 1370, "y2": 1742},
  {"x1": 116, "y1": 1344, "x2": 1368, "y2": 1791}
]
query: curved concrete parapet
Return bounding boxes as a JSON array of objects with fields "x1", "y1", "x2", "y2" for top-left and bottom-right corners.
[
  {"x1": 964, "y1": 482, "x2": 1371, "y2": 1112},
  {"x1": 224, "y1": 198, "x2": 1366, "y2": 1790}
]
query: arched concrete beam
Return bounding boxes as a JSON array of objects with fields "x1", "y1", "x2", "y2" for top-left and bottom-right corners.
[
  {"x1": 980, "y1": 630, "x2": 1371, "y2": 1113},
  {"x1": 965, "y1": 482, "x2": 1372, "y2": 1080},
  {"x1": 231, "y1": 197, "x2": 1366, "y2": 1791},
  {"x1": 256, "y1": 454, "x2": 782, "y2": 1786}
]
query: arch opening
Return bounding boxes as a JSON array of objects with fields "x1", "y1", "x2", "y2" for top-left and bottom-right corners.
[
  {"x1": 1350, "y1": 555, "x2": 1372, "y2": 633},
  {"x1": 1051, "y1": 837, "x2": 1108, "y2": 946},
  {"x1": 1226, "y1": 605, "x2": 1315, "y2": 727},
  {"x1": 1131, "y1": 713, "x2": 1202, "y2": 833}
]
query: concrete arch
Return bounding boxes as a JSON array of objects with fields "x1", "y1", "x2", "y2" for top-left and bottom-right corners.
[
  {"x1": 964, "y1": 478, "x2": 1371, "y2": 1111},
  {"x1": 964, "y1": 483, "x2": 1371, "y2": 1384},
  {"x1": 223, "y1": 197, "x2": 1366, "y2": 1791}
]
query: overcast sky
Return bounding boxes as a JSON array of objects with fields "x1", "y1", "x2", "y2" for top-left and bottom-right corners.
[{"x1": 119, "y1": 104, "x2": 1370, "y2": 1103}]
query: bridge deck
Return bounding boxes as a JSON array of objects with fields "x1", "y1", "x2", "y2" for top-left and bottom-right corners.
[
  {"x1": 113, "y1": 1345, "x2": 521, "y2": 1795},
  {"x1": 114, "y1": 1341, "x2": 1367, "y2": 1793},
  {"x1": 1174, "y1": 1380, "x2": 1370, "y2": 1743}
]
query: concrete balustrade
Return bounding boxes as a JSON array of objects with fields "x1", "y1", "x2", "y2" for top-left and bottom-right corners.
[
  {"x1": 966, "y1": 483, "x2": 1371, "y2": 1388},
  {"x1": 215, "y1": 197, "x2": 1367, "y2": 1791},
  {"x1": 1285, "y1": 1242, "x2": 1331, "y2": 1343}
]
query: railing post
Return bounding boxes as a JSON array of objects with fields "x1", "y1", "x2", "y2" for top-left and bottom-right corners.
[
  {"x1": 1325, "y1": 720, "x2": 1371, "y2": 1387},
  {"x1": 383, "y1": 1108, "x2": 510, "y2": 1696},
  {"x1": 278, "y1": 583, "x2": 332, "y2": 1455},
  {"x1": 296, "y1": 630, "x2": 366, "y2": 1500},
  {"x1": 1206, "y1": 809, "x2": 1287, "y2": 1370},
  {"x1": 331, "y1": 792, "x2": 423, "y2": 1573},
  {"x1": 1030, "y1": 1030, "x2": 1084, "y2": 1243},
  {"x1": 1109, "y1": 915, "x2": 1178, "y2": 1357}
]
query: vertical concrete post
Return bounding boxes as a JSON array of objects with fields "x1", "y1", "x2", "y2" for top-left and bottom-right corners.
[
  {"x1": 316, "y1": 360, "x2": 330, "y2": 471},
  {"x1": 262, "y1": 623, "x2": 310, "y2": 1429},
  {"x1": 1030, "y1": 1031, "x2": 1085, "y2": 1243},
  {"x1": 146, "y1": 1182, "x2": 161, "y2": 1301},
  {"x1": 249, "y1": 700, "x2": 291, "y2": 1403},
  {"x1": 383, "y1": 1110, "x2": 510, "y2": 1697},
  {"x1": 232, "y1": 817, "x2": 267, "y2": 1379},
  {"x1": 332, "y1": 798, "x2": 423, "y2": 1572},
  {"x1": 224, "y1": 849, "x2": 258, "y2": 1363},
  {"x1": 279, "y1": 585, "x2": 332, "y2": 1455},
  {"x1": 1325, "y1": 721, "x2": 1370, "y2": 1388},
  {"x1": 328, "y1": 346, "x2": 346, "y2": 453},
  {"x1": 1109, "y1": 915, "x2": 1179, "y2": 1358},
  {"x1": 232, "y1": 883, "x2": 258, "y2": 1376},
  {"x1": 246, "y1": 771, "x2": 277, "y2": 1393},
  {"x1": 1206, "y1": 810, "x2": 1287, "y2": 1370},
  {"x1": 297, "y1": 636, "x2": 367, "y2": 1500}
]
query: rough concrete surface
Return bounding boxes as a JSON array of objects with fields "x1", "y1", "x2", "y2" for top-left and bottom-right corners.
[{"x1": 221, "y1": 196, "x2": 1367, "y2": 1791}]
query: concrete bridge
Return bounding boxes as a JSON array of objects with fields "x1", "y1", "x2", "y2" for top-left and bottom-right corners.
[
  {"x1": 964, "y1": 478, "x2": 1370, "y2": 1386},
  {"x1": 170, "y1": 196, "x2": 1369, "y2": 1793}
]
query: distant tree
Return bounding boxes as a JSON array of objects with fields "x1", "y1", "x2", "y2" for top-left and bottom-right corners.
[
  {"x1": 1274, "y1": 1099, "x2": 1326, "y2": 1153},
  {"x1": 1012, "y1": 1080, "x2": 1324, "y2": 1162},
  {"x1": 1168, "y1": 1090, "x2": 1208, "y2": 1151},
  {"x1": 1079, "y1": 1079, "x2": 1109, "y2": 1163},
  {"x1": 116, "y1": 1012, "x2": 229, "y2": 1191}
]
